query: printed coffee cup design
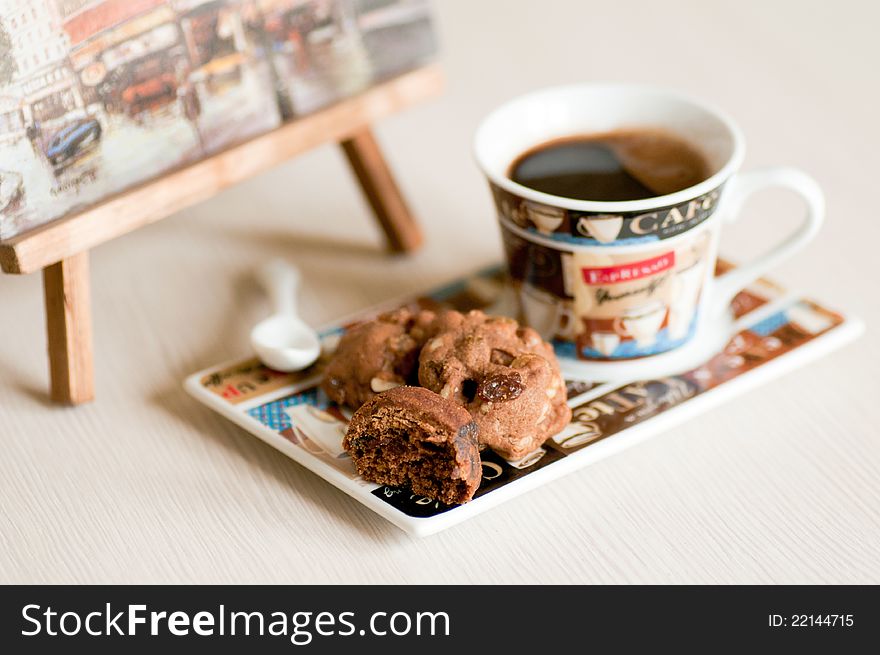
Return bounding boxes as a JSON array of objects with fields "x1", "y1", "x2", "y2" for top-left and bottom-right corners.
[
  {"x1": 589, "y1": 331, "x2": 622, "y2": 357},
  {"x1": 475, "y1": 84, "x2": 825, "y2": 364},
  {"x1": 497, "y1": 194, "x2": 526, "y2": 229},
  {"x1": 571, "y1": 239, "x2": 711, "y2": 359},
  {"x1": 524, "y1": 201, "x2": 565, "y2": 234},
  {"x1": 491, "y1": 182, "x2": 722, "y2": 247},
  {"x1": 499, "y1": 218, "x2": 715, "y2": 360},
  {"x1": 612, "y1": 301, "x2": 668, "y2": 348},
  {"x1": 500, "y1": 225, "x2": 570, "y2": 300},
  {"x1": 576, "y1": 214, "x2": 624, "y2": 244},
  {"x1": 519, "y1": 282, "x2": 575, "y2": 342}
]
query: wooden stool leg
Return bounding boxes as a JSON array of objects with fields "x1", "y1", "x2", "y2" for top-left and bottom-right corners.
[
  {"x1": 43, "y1": 252, "x2": 94, "y2": 405},
  {"x1": 340, "y1": 127, "x2": 423, "y2": 253}
]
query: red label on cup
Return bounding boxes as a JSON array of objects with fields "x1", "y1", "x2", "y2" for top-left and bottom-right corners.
[{"x1": 580, "y1": 252, "x2": 676, "y2": 285}]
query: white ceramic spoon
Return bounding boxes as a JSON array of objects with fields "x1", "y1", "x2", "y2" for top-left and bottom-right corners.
[{"x1": 250, "y1": 259, "x2": 321, "y2": 372}]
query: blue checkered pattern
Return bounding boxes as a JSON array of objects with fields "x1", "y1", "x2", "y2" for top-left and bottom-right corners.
[{"x1": 247, "y1": 388, "x2": 324, "y2": 432}]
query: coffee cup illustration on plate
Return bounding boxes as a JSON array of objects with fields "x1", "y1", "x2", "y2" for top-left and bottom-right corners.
[
  {"x1": 524, "y1": 201, "x2": 565, "y2": 234},
  {"x1": 285, "y1": 404, "x2": 348, "y2": 458},
  {"x1": 507, "y1": 447, "x2": 547, "y2": 469},
  {"x1": 575, "y1": 214, "x2": 624, "y2": 244},
  {"x1": 667, "y1": 262, "x2": 707, "y2": 340},
  {"x1": 612, "y1": 301, "x2": 668, "y2": 348},
  {"x1": 590, "y1": 331, "x2": 622, "y2": 357}
]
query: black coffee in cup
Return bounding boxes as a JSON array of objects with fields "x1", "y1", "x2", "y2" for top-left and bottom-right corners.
[{"x1": 509, "y1": 129, "x2": 710, "y2": 201}]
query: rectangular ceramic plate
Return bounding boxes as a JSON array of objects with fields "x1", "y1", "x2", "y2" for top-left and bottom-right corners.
[{"x1": 185, "y1": 262, "x2": 864, "y2": 536}]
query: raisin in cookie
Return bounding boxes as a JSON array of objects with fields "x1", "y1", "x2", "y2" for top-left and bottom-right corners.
[
  {"x1": 344, "y1": 386, "x2": 482, "y2": 504},
  {"x1": 322, "y1": 308, "x2": 436, "y2": 409},
  {"x1": 418, "y1": 310, "x2": 571, "y2": 460}
]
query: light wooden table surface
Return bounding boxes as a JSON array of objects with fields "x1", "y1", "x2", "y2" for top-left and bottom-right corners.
[{"x1": 2, "y1": 0, "x2": 878, "y2": 584}]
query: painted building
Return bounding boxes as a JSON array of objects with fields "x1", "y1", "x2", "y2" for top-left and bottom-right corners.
[{"x1": 0, "y1": 0, "x2": 83, "y2": 137}]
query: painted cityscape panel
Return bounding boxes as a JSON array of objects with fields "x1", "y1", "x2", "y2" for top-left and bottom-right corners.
[{"x1": 0, "y1": 0, "x2": 436, "y2": 240}]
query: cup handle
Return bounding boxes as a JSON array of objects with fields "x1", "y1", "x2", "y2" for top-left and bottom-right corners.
[
  {"x1": 612, "y1": 316, "x2": 629, "y2": 338},
  {"x1": 712, "y1": 167, "x2": 824, "y2": 316}
]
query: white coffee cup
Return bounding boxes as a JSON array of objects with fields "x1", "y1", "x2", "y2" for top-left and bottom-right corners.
[{"x1": 475, "y1": 84, "x2": 824, "y2": 367}]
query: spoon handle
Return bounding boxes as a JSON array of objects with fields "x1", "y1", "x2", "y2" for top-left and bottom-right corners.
[{"x1": 257, "y1": 259, "x2": 300, "y2": 317}]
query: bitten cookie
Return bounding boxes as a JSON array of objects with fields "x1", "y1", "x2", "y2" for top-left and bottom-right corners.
[
  {"x1": 321, "y1": 308, "x2": 436, "y2": 409},
  {"x1": 343, "y1": 386, "x2": 482, "y2": 505},
  {"x1": 419, "y1": 310, "x2": 571, "y2": 460}
]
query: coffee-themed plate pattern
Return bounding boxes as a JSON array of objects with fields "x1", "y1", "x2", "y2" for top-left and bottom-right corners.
[{"x1": 185, "y1": 263, "x2": 861, "y2": 535}]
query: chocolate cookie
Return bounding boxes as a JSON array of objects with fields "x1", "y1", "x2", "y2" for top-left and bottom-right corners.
[
  {"x1": 322, "y1": 308, "x2": 437, "y2": 409},
  {"x1": 419, "y1": 310, "x2": 570, "y2": 460},
  {"x1": 343, "y1": 386, "x2": 482, "y2": 505}
]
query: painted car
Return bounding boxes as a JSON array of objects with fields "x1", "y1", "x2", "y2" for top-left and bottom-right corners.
[
  {"x1": 45, "y1": 118, "x2": 102, "y2": 168},
  {"x1": 121, "y1": 55, "x2": 179, "y2": 116}
]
